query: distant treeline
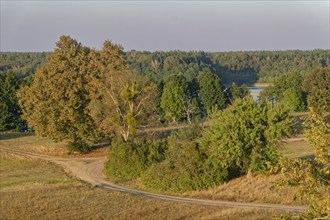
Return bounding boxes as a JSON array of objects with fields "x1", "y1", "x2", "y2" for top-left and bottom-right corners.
[{"x1": 1, "y1": 49, "x2": 329, "y2": 84}]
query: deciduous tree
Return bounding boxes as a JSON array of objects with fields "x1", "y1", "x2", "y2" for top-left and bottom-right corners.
[
  {"x1": 196, "y1": 72, "x2": 226, "y2": 114},
  {"x1": 160, "y1": 74, "x2": 190, "y2": 123},
  {"x1": 303, "y1": 67, "x2": 330, "y2": 113},
  {"x1": 17, "y1": 36, "x2": 99, "y2": 152}
]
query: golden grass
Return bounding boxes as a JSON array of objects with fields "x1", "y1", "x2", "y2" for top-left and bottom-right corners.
[
  {"x1": 0, "y1": 132, "x2": 108, "y2": 157},
  {"x1": 0, "y1": 132, "x2": 311, "y2": 219},
  {"x1": 0, "y1": 153, "x2": 279, "y2": 220},
  {"x1": 253, "y1": 83, "x2": 273, "y2": 88},
  {"x1": 279, "y1": 139, "x2": 313, "y2": 159},
  {"x1": 185, "y1": 174, "x2": 300, "y2": 206},
  {"x1": 0, "y1": 153, "x2": 77, "y2": 189}
]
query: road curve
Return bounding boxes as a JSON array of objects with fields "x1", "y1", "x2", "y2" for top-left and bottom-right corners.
[{"x1": 0, "y1": 147, "x2": 305, "y2": 213}]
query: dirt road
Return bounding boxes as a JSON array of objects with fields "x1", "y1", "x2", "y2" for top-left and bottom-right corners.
[{"x1": 0, "y1": 147, "x2": 305, "y2": 213}]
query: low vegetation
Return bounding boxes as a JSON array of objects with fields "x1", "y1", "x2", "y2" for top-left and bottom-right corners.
[
  {"x1": 0, "y1": 36, "x2": 329, "y2": 219},
  {"x1": 1, "y1": 152, "x2": 281, "y2": 220}
]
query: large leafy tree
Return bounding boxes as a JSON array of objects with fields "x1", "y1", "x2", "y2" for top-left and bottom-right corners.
[
  {"x1": 160, "y1": 74, "x2": 190, "y2": 123},
  {"x1": 303, "y1": 66, "x2": 330, "y2": 113},
  {"x1": 260, "y1": 70, "x2": 306, "y2": 112},
  {"x1": 17, "y1": 36, "x2": 99, "y2": 152},
  {"x1": 196, "y1": 72, "x2": 226, "y2": 114},
  {"x1": 225, "y1": 82, "x2": 250, "y2": 104},
  {"x1": 88, "y1": 69, "x2": 156, "y2": 141},
  {"x1": 0, "y1": 71, "x2": 26, "y2": 131},
  {"x1": 88, "y1": 40, "x2": 156, "y2": 141},
  {"x1": 198, "y1": 98, "x2": 293, "y2": 178}
]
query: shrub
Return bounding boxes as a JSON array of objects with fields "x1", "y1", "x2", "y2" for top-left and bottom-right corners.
[
  {"x1": 141, "y1": 125, "x2": 218, "y2": 192},
  {"x1": 67, "y1": 141, "x2": 90, "y2": 154},
  {"x1": 104, "y1": 137, "x2": 166, "y2": 180}
]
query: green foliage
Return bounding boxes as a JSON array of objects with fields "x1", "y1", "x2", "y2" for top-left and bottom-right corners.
[
  {"x1": 196, "y1": 72, "x2": 226, "y2": 113},
  {"x1": 225, "y1": 82, "x2": 251, "y2": 104},
  {"x1": 275, "y1": 109, "x2": 329, "y2": 219},
  {"x1": 1, "y1": 50, "x2": 329, "y2": 85},
  {"x1": 198, "y1": 98, "x2": 293, "y2": 176},
  {"x1": 0, "y1": 52, "x2": 48, "y2": 80},
  {"x1": 104, "y1": 137, "x2": 166, "y2": 180},
  {"x1": 303, "y1": 67, "x2": 330, "y2": 114},
  {"x1": 141, "y1": 125, "x2": 213, "y2": 192},
  {"x1": 260, "y1": 70, "x2": 306, "y2": 112},
  {"x1": 160, "y1": 74, "x2": 190, "y2": 123},
  {"x1": 67, "y1": 141, "x2": 90, "y2": 154},
  {"x1": 142, "y1": 99, "x2": 293, "y2": 193},
  {"x1": 17, "y1": 36, "x2": 100, "y2": 152},
  {"x1": 0, "y1": 71, "x2": 26, "y2": 131},
  {"x1": 281, "y1": 88, "x2": 306, "y2": 112},
  {"x1": 89, "y1": 40, "x2": 156, "y2": 141},
  {"x1": 126, "y1": 50, "x2": 329, "y2": 84},
  {"x1": 88, "y1": 68, "x2": 156, "y2": 141}
]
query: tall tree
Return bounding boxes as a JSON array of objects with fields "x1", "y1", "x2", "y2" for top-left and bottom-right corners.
[
  {"x1": 198, "y1": 98, "x2": 293, "y2": 178},
  {"x1": 88, "y1": 40, "x2": 155, "y2": 141},
  {"x1": 196, "y1": 72, "x2": 226, "y2": 114},
  {"x1": 17, "y1": 36, "x2": 99, "y2": 152},
  {"x1": 260, "y1": 70, "x2": 306, "y2": 112},
  {"x1": 303, "y1": 67, "x2": 330, "y2": 113},
  {"x1": 0, "y1": 71, "x2": 26, "y2": 131},
  {"x1": 88, "y1": 69, "x2": 156, "y2": 141},
  {"x1": 160, "y1": 74, "x2": 190, "y2": 123},
  {"x1": 225, "y1": 82, "x2": 250, "y2": 104}
]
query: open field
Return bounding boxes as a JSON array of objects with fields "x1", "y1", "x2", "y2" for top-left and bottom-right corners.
[
  {"x1": 0, "y1": 132, "x2": 108, "y2": 158},
  {"x1": 0, "y1": 132, "x2": 312, "y2": 219},
  {"x1": 1, "y1": 152, "x2": 283, "y2": 220}
]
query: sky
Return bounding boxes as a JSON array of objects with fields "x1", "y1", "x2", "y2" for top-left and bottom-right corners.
[{"x1": 1, "y1": 1, "x2": 329, "y2": 52}]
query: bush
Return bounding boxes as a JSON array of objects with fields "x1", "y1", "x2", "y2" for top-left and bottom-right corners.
[
  {"x1": 141, "y1": 125, "x2": 220, "y2": 192},
  {"x1": 67, "y1": 141, "x2": 90, "y2": 154},
  {"x1": 104, "y1": 137, "x2": 166, "y2": 180}
]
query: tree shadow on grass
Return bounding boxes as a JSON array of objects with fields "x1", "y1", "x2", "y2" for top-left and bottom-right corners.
[
  {"x1": 89, "y1": 140, "x2": 111, "y2": 152},
  {"x1": 0, "y1": 132, "x2": 35, "y2": 141}
]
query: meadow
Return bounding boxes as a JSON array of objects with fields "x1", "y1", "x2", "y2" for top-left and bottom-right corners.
[{"x1": 0, "y1": 132, "x2": 312, "y2": 219}]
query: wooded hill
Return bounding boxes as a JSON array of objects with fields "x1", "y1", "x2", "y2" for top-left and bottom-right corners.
[{"x1": 1, "y1": 49, "x2": 329, "y2": 84}]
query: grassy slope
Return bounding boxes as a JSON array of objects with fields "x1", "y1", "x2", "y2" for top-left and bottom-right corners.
[
  {"x1": 0, "y1": 132, "x2": 313, "y2": 219},
  {"x1": 0, "y1": 153, "x2": 277, "y2": 220},
  {"x1": 0, "y1": 132, "x2": 108, "y2": 157}
]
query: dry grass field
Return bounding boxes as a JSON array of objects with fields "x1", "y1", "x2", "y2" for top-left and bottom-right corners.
[
  {"x1": 0, "y1": 132, "x2": 108, "y2": 157},
  {"x1": 0, "y1": 132, "x2": 311, "y2": 219},
  {"x1": 1, "y1": 153, "x2": 279, "y2": 220}
]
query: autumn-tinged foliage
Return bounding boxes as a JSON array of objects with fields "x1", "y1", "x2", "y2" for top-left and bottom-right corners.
[
  {"x1": 276, "y1": 109, "x2": 329, "y2": 219},
  {"x1": 17, "y1": 36, "x2": 100, "y2": 152},
  {"x1": 88, "y1": 69, "x2": 156, "y2": 141}
]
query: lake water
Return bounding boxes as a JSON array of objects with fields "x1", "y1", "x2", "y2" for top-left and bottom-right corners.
[{"x1": 248, "y1": 87, "x2": 263, "y2": 100}]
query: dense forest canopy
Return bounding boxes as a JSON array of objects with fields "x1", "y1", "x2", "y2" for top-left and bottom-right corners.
[
  {"x1": 1, "y1": 49, "x2": 329, "y2": 84},
  {"x1": 0, "y1": 52, "x2": 48, "y2": 80}
]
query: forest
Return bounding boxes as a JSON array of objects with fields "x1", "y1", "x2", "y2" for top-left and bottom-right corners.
[
  {"x1": 0, "y1": 36, "x2": 329, "y2": 219},
  {"x1": 1, "y1": 48, "x2": 329, "y2": 84}
]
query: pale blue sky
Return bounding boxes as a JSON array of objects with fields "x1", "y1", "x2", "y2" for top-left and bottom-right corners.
[{"x1": 1, "y1": 1, "x2": 329, "y2": 52}]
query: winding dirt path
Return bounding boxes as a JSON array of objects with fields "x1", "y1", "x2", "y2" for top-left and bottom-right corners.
[{"x1": 0, "y1": 147, "x2": 305, "y2": 213}]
